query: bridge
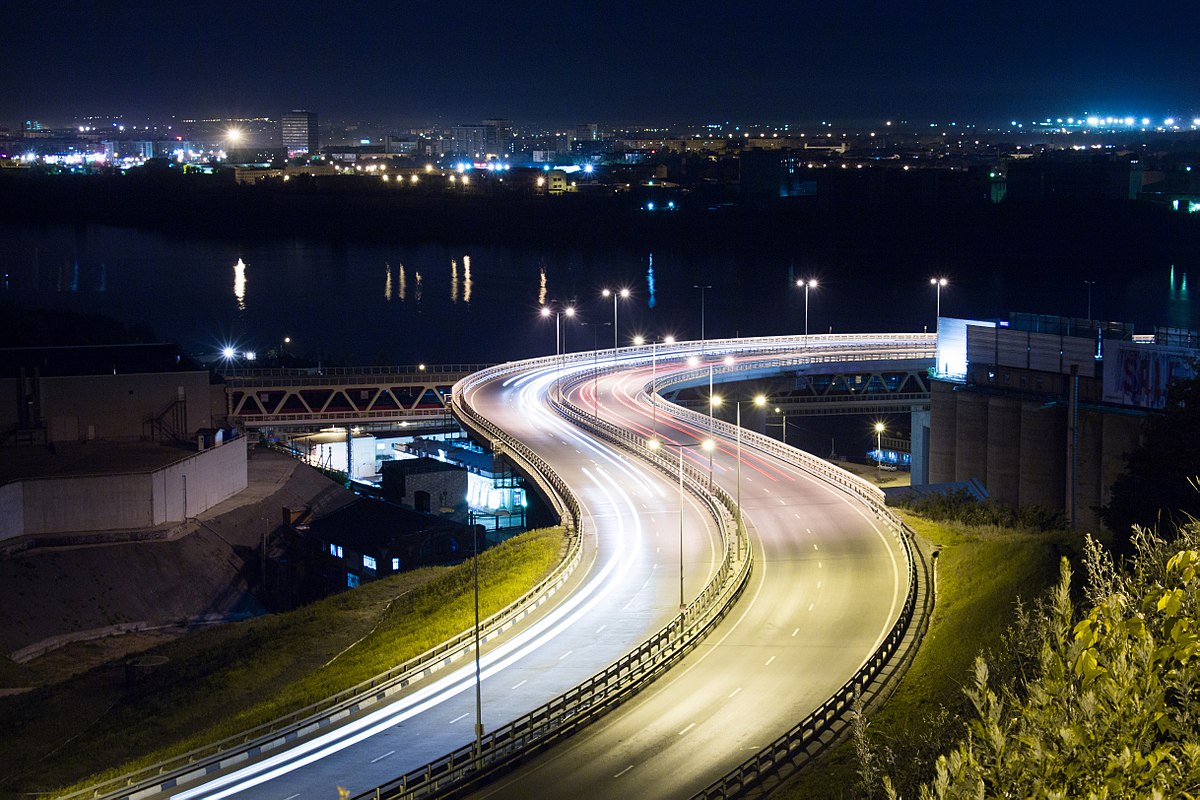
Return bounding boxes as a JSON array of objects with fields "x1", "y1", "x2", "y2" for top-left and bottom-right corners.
[
  {"x1": 220, "y1": 363, "x2": 488, "y2": 430},
  {"x1": 71, "y1": 334, "x2": 935, "y2": 800}
]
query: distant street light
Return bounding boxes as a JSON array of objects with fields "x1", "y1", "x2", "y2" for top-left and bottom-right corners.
[
  {"x1": 601, "y1": 287, "x2": 630, "y2": 350},
  {"x1": 735, "y1": 395, "x2": 767, "y2": 560},
  {"x1": 874, "y1": 422, "x2": 886, "y2": 470},
  {"x1": 930, "y1": 277, "x2": 948, "y2": 331},
  {"x1": 797, "y1": 278, "x2": 818, "y2": 339},
  {"x1": 540, "y1": 303, "x2": 575, "y2": 402}
]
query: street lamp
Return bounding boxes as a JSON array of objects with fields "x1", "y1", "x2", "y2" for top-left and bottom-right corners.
[
  {"x1": 468, "y1": 512, "x2": 484, "y2": 766},
  {"x1": 768, "y1": 406, "x2": 789, "y2": 446},
  {"x1": 540, "y1": 303, "x2": 575, "y2": 402},
  {"x1": 579, "y1": 321, "x2": 611, "y2": 418},
  {"x1": 648, "y1": 436, "x2": 715, "y2": 609},
  {"x1": 601, "y1": 288, "x2": 630, "y2": 350},
  {"x1": 874, "y1": 422, "x2": 886, "y2": 470},
  {"x1": 797, "y1": 278, "x2": 818, "y2": 339},
  {"x1": 930, "y1": 277, "x2": 948, "y2": 331},
  {"x1": 735, "y1": 395, "x2": 767, "y2": 560}
]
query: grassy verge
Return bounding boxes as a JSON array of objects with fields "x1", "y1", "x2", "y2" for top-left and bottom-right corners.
[
  {"x1": 777, "y1": 513, "x2": 1080, "y2": 799},
  {"x1": 0, "y1": 526, "x2": 564, "y2": 800}
]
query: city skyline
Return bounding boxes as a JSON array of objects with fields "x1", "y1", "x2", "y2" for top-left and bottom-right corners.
[{"x1": 4, "y1": 1, "x2": 1197, "y2": 127}]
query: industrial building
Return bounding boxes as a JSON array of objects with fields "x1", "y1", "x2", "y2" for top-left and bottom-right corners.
[{"x1": 921, "y1": 314, "x2": 1197, "y2": 531}]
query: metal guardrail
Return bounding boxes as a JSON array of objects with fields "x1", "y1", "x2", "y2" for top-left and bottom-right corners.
[
  {"x1": 221, "y1": 364, "x2": 492, "y2": 380},
  {"x1": 347, "y1": 357, "x2": 752, "y2": 800},
  {"x1": 57, "y1": 437, "x2": 585, "y2": 800},
  {"x1": 63, "y1": 334, "x2": 931, "y2": 800}
]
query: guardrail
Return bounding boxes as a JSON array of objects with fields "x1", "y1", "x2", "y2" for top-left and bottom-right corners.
[
  {"x1": 348, "y1": 356, "x2": 752, "y2": 800},
  {"x1": 57, "y1": 422, "x2": 585, "y2": 800}
]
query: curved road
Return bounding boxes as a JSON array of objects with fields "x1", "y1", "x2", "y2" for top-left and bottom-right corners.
[
  {"x1": 471, "y1": 341, "x2": 911, "y2": 798},
  {"x1": 170, "y1": 334, "x2": 927, "y2": 800}
]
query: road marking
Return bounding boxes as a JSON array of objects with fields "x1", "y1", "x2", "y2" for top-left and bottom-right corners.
[
  {"x1": 817, "y1": 581, "x2": 822, "y2": 589},
  {"x1": 813, "y1": 543, "x2": 819, "y2": 550},
  {"x1": 728, "y1": 687, "x2": 743, "y2": 698},
  {"x1": 808, "y1": 603, "x2": 815, "y2": 611},
  {"x1": 679, "y1": 722, "x2": 696, "y2": 735},
  {"x1": 818, "y1": 561, "x2": 823, "y2": 568},
  {"x1": 596, "y1": 624, "x2": 606, "y2": 634},
  {"x1": 765, "y1": 655, "x2": 776, "y2": 666},
  {"x1": 791, "y1": 627, "x2": 800, "y2": 637},
  {"x1": 370, "y1": 751, "x2": 395, "y2": 764},
  {"x1": 560, "y1": 650, "x2": 573, "y2": 660},
  {"x1": 512, "y1": 680, "x2": 527, "y2": 690},
  {"x1": 794, "y1": 513, "x2": 801, "y2": 519},
  {"x1": 283, "y1": 795, "x2": 300, "y2": 800},
  {"x1": 614, "y1": 765, "x2": 635, "y2": 778},
  {"x1": 763, "y1": 488, "x2": 770, "y2": 493},
  {"x1": 450, "y1": 713, "x2": 468, "y2": 724},
  {"x1": 778, "y1": 499, "x2": 785, "y2": 505}
]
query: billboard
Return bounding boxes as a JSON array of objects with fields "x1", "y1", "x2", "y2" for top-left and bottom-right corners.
[{"x1": 1103, "y1": 343, "x2": 1197, "y2": 410}]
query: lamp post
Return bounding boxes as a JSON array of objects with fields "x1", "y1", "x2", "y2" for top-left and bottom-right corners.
[
  {"x1": 874, "y1": 422, "x2": 886, "y2": 470},
  {"x1": 469, "y1": 511, "x2": 484, "y2": 766},
  {"x1": 601, "y1": 287, "x2": 630, "y2": 350},
  {"x1": 797, "y1": 278, "x2": 818, "y2": 339},
  {"x1": 579, "y1": 321, "x2": 610, "y2": 419},
  {"x1": 735, "y1": 395, "x2": 767, "y2": 561},
  {"x1": 648, "y1": 436, "x2": 714, "y2": 610},
  {"x1": 930, "y1": 277, "x2": 948, "y2": 331},
  {"x1": 770, "y1": 406, "x2": 788, "y2": 446},
  {"x1": 540, "y1": 304, "x2": 576, "y2": 402},
  {"x1": 694, "y1": 284, "x2": 713, "y2": 347}
]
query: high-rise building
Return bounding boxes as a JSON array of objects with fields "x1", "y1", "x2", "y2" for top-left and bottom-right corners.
[{"x1": 281, "y1": 110, "x2": 319, "y2": 157}]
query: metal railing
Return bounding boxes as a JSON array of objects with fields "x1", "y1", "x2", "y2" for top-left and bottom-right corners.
[
  {"x1": 348, "y1": 358, "x2": 751, "y2": 800},
  {"x1": 56, "y1": 423, "x2": 586, "y2": 800}
]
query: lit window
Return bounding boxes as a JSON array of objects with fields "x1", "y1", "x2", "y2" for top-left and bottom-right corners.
[
  {"x1": 363, "y1": 555, "x2": 377, "y2": 571},
  {"x1": 330, "y1": 543, "x2": 344, "y2": 558},
  {"x1": 347, "y1": 573, "x2": 360, "y2": 588},
  {"x1": 392, "y1": 558, "x2": 400, "y2": 571}
]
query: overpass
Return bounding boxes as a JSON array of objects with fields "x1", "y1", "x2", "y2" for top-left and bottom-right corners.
[
  {"x1": 71, "y1": 334, "x2": 935, "y2": 800},
  {"x1": 220, "y1": 363, "x2": 488, "y2": 430}
]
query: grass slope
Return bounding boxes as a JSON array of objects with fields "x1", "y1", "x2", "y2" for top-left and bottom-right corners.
[
  {"x1": 778, "y1": 514, "x2": 1079, "y2": 799},
  {"x1": 0, "y1": 526, "x2": 563, "y2": 799}
]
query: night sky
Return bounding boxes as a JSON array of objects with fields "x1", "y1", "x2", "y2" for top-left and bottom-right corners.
[{"x1": 4, "y1": 1, "x2": 1197, "y2": 126}]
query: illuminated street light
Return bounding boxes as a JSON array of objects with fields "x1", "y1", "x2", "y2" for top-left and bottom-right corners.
[
  {"x1": 540, "y1": 303, "x2": 576, "y2": 402},
  {"x1": 601, "y1": 287, "x2": 630, "y2": 350},
  {"x1": 930, "y1": 277, "x2": 948, "y2": 331},
  {"x1": 874, "y1": 422, "x2": 886, "y2": 470},
  {"x1": 797, "y1": 278, "x2": 818, "y2": 339},
  {"x1": 646, "y1": 436, "x2": 715, "y2": 610}
]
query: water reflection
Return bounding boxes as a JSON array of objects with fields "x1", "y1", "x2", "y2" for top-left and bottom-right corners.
[
  {"x1": 384, "y1": 263, "x2": 392, "y2": 301},
  {"x1": 463, "y1": 255, "x2": 472, "y2": 304},
  {"x1": 538, "y1": 263, "x2": 547, "y2": 306},
  {"x1": 646, "y1": 252, "x2": 657, "y2": 308},
  {"x1": 450, "y1": 259, "x2": 458, "y2": 303},
  {"x1": 1167, "y1": 264, "x2": 1193, "y2": 330},
  {"x1": 414, "y1": 270, "x2": 422, "y2": 304},
  {"x1": 398, "y1": 263, "x2": 407, "y2": 301},
  {"x1": 233, "y1": 258, "x2": 247, "y2": 310}
]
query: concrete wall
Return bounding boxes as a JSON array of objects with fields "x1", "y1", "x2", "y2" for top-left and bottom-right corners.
[
  {"x1": 954, "y1": 391, "x2": 989, "y2": 483},
  {"x1": 910, "y1": 409, "x2": 930, "y2": 486},
  {"x1": 40, "y1": 371, "x2": 213, "y2": 443},
  {"x1": 928, "y1": 381, "x2": 957, "y2": 483},
  {"x1": 0, "y1": 439, "x2": 247, "y2": 542},
  {"x1": 21, "y1": 473, "x2": 155, "y2": 535},
  {"x1": 1019, "y1": 401, "x2": 1065, "y2": 509},
  {"x1": 985, "y1": 396, "x2": 1021, "y2": 505}
]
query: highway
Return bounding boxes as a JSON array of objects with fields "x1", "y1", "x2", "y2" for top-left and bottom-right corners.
[
  {"x1": 469, "y1": 343, "x2": 910, "y2": 798},
  {"x1": 166, "y1": 334, "x2": 928, "y2": 800},
  {"x1": 170, "y1": 357, "x2": 726, "y2": 799}
]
